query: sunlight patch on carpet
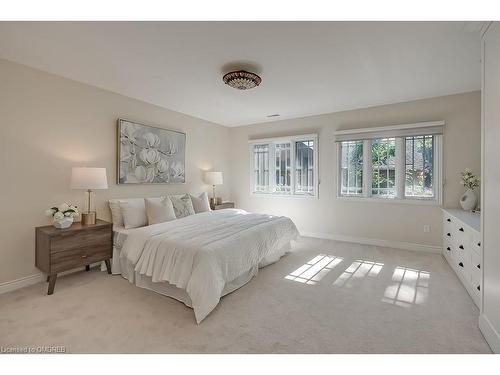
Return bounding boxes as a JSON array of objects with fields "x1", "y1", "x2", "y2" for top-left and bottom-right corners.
[{"x1": 285, "y1": 254, "x2": 343, "y2": 285}]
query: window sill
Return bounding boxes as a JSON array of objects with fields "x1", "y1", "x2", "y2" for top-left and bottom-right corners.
[{"x1": 336, "y1": 196, "x2": 441, "y2": 206}]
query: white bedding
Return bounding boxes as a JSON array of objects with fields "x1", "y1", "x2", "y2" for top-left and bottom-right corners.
[{"x1": 118, "y1": 208, "x2": 299, "y2": 323}]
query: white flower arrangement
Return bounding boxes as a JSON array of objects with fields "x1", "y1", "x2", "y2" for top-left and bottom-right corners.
[
  {"x1": 45, "y1": 203, "x2": 79, "y2": 221},
  {"x1": 460, "y1": 168, "x2": 480, "y2": 190}
]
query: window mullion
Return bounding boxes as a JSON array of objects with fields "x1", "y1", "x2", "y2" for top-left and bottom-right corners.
[
  {"x1": 346, "y1": 143, "x2": 351, "y2": 194},
  {"x1": 337, "y1": 142, "x2": 342, "y2": 197},
  {"x1": 250, "y1": 145, "x2": 255, "y2": 193},
  {"x1": 291, "y1": 141, "x2": 296, "y2": 195},
  {"x1": 434, "y1": 135, "x2": 442, "y2": 204},
  {"x1": 363, "y1": 139, "x2": 371, "y2": 197},
  {"x1": 270, "y1": 143, "x2": 276, "y2": 194},
  {"x1": 395, "y1": 137, "x2": 405, "y2": 199}
]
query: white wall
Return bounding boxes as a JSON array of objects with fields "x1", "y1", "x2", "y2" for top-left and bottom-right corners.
[
  {"x1": 229, "y1": 91, "x2": 481, "y2": 248},
  {"x1": 0, "y1": 58, "x2": 231, "y2": 284},
  {"x1": 480, "y1": 22, "x2": 500, "y2": 353}
]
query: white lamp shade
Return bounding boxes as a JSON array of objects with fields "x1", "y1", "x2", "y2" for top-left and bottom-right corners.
[
  {"x1": 204, "y1": 171, "x2": 223, "y2": 185},
  {"x1": 71, "y1": 167, "x2": 108, "y2": 190}
]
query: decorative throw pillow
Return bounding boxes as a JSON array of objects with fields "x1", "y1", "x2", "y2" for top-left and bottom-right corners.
[
  {"x1": 190, "y1": 192, "x2": 212, "y2": 213},
  {"x1": 169, "y1": 194, "x2": 195, "y2": 219},
  {"x1": 145, "y1": 197, "x2": 177, "y2": 225},
  {"x1": 119, "y1": 199, "x2": 148, "y2": 229}
]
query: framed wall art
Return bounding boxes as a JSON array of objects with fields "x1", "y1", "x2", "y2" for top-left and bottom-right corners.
[{"x1": 118, "y1": 118, "x2": 186, "y2": 184}]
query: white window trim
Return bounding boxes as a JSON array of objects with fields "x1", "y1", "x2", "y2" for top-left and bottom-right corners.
[
  {"x1": 335, "y1": 130, "x2": 443, "y2": 206},
  {"x1": 249, "y1": 134, "x2": 319, "y2": 199},
  {"x1": 334, "y1": 120, "x2": 444, "y2": 139}
]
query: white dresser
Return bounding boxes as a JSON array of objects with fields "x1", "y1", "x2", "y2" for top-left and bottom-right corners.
[{"x1": 442, "y1": 209, "x2": 482, "y2": 307}]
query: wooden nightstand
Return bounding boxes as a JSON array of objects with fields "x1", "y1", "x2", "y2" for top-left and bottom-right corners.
[
  {"x1": 212, "y1": 202, "x2": 235, "y2": 210},
  {"x1": 35, "y1": 219, "x2": 112, "y2": 295}
]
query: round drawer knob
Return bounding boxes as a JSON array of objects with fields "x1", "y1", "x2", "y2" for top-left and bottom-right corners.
[
  {"x1": 447, "y1": 233, "x2": 451, "y2": 237},
  {"x1": 477, "y1": 285, "x2": 481, "y2": 291},
  {"x1": 459, "y1": 227, "x2": 464, "y2": 232},
  {"x1": 459, "y1": 245, "x2": 464, "y2": 250},
  {"x1": 446, "y1": 247, "x2": 451, "y2": 251},
  {"x1": 447, "y1": 218, "x2": 451, "y2": 222},
  {"x1": 477, "y1": 264, "x2": 481, "y2": 269},
  {"x1": 458, "y1": 262, "x2": 464, "y2": 268}
]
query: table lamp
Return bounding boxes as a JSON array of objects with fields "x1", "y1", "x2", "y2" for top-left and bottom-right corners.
[
  {"x1": 204, "y1": 171, "x2": 223, "y2": 208},
  {"x1": 71, "y1": 167, "x2": 108, "y2": 225}
]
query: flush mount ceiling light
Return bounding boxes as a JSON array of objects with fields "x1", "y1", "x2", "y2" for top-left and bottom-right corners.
[{"x1": 223, "y1": 70, "x2": 262, "y2": 90}]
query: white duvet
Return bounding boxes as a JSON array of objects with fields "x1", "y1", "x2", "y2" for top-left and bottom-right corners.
[{"x1": 120, "y1": 208, "x2": 299, "y2": 323}]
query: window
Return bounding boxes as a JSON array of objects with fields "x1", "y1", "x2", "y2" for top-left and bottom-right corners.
[
  {"x1": 340, "y1": 140, "x2": 363, "y2": 196},
  {"x1": 405, "y1": 135, "x2": 434, "y2": 198},
  {"x1": 275, "y1": 142, "x2": 291, "y2": 193},
  {"x1": 371, "y1": 138, "x2": 396, "y2": 198},
  {"x1": 253, "y1": 144, "x2": 269, "y2": 192},
  {"x1": 335, "y1": 121, "x2": 443, "y2": 204},
  {"x1": 295, "y1": 140, "x2": 315, "y2": 195},
  {"x1": 250, "y1": 134, "x2": 318, "y2": 197}
]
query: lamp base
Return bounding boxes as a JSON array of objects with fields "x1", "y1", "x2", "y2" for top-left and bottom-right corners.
[
  {"x1": 209, "y1": 197, "x2": 223, "y2": 209},
  {"x1": 81, "y1": 211, "x2": 96, "y2": 225}
]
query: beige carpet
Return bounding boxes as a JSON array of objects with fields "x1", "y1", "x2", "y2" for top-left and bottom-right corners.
[{"x1": 0, "y1": 237, "x2": 491, "y2": 353}]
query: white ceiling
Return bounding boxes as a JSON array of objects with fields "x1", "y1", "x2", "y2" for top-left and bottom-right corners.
[{"x1": 0, "y1": 22, "x2": 481, "y2": 127}]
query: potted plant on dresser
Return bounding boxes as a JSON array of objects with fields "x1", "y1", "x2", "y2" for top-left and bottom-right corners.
[
  {"x1": 45, "y1": 203, "x2": 79, "y2": 228},
  {"x1": 459, "y1": 168, "x2": 480, "y2": 211}
]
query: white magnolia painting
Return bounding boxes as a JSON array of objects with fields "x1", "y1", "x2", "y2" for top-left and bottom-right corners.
[{"x1": 118, "y1": 119, "x2": 186, "y2": 184}]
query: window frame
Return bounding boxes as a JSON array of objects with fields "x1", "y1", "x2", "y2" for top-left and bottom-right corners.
[
  {"x1": 249, "y1": 134, "x2": 319, "y2": 199},
  {"x1": 335, "y1": 127, "x2": 443, "y2": 206},
  {"x1": 339, "y1": 140, "x2": 364, "y2": 197}
]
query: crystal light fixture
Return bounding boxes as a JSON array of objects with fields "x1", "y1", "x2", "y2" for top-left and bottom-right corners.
[{"x1": 223, "y1": 70, "x2": 262, "y2": 90}]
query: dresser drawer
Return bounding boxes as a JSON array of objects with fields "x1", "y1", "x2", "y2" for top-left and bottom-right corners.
[
  {"x1": 471, "y1": 234, "x2": 482, "y2": 256},
  {"x1": 470, "y1": 250, "x2": 481, "y2": 282},
  {"x1": 455, "y1": 256, "x2": 467, "y2": 273},
  {"x1": 443, "y1": 215, "x2": 454, "y2": 238},
  {"x1": 453, "y1": 225, "x2": 471, "y2": 251},
  {"x1": 50, "y1": 243, "x2": 112, "y2": 273},
  {"x1": 443, "y1": 240, "x2": 453, "y2": 255},
  {"x1": 444, "y1": 239, "x2": 460, "y2": 261},
  {"x1": 50, "y1": 226, "x2": 111, "y2": 253}
]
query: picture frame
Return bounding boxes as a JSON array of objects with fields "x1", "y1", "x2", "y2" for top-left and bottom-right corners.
[{"x1": 117, "y1": 118, "x2": 186, "y2": 184}]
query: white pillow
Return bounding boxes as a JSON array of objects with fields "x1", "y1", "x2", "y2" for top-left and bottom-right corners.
[
  {"x1": 109, "y1": 198, "x2": 147, "y2": 227},
  {"x1": 169, "y1": 194, "x2": 195, "y2": 218},
  {"x1": 145, "y1": 197, "x2": 177, "y2": 225},
  {"x1": 108, "y1": 199, "x2": 124, "y2": 227},
  {"x1": 119, "y1": 199, "x2": 147, "y2": 229},
  {"x1": 190, "y1": 192, "x2": 212, "y2": 213}
]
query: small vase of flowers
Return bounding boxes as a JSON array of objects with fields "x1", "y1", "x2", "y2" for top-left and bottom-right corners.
[
  {"x1": 45, "y1": 203, "x2": 79, "y2": 229},
  {"x1": 460, "y1": 168, "x2": 480, "y2": 211}
]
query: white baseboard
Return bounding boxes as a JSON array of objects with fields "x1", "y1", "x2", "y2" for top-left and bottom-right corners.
[
  {"x1": 300, "y1": 232, "x2": 441, "y2": 254},
  {"x1": 0, "y1": 262, "x2": 105, "y2": 295},
  {"x1": 479, "y1": 313, "x2": 500, "y2": 353},
  {"x1": 0, "y1": 273, "x2": 43, "y2": 295}
]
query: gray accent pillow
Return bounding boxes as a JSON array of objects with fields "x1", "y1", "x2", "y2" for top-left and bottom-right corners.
[
  {"x1": 169, "y1": 194, "x2": 195, "y2": 218},
  {"x1": 190, "y1": 192, "x2": 212, "y2": 213}
]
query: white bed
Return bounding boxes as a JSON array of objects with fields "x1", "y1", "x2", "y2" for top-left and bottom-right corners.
[{"x1": 111, "y1": 208, "x2": 299, "y2": 323}]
